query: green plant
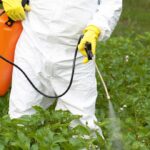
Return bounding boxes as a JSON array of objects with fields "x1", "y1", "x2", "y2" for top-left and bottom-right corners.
[{"x1": 0, "y1": 105, "x2": 105, "y2": 150}]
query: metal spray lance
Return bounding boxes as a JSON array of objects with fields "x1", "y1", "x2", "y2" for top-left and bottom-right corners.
[{"x1": 85, "y1": 41, "x2": 111, "y2": 100}]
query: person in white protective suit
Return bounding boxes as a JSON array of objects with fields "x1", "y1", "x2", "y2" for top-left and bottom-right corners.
[{"x1": 2, "y1": 0, "x2": 122, "y2": 137}]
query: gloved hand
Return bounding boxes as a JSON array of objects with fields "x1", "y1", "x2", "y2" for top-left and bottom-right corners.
[
  {"x1": 2, "y1": 0, "x2": 31, "y2": 21},
  {"x1": 78, "y1": 25, "x2": 101, "y2": 63}
]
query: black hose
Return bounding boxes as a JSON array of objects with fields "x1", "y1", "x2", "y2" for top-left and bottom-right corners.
[{"x1": 0, "y1": 36, "x2": 83, "y2": 98}]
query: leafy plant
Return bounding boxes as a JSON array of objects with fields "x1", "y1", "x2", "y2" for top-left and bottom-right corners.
[{"x1": 0, "y1": 105, "x2": 105, "y2": 150}]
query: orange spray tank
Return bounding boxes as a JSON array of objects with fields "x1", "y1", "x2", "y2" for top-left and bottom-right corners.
[{"x1": 0, "y1": 12, "x2": 23, "y2": 96}]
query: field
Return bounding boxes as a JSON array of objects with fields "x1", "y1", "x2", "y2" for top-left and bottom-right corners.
[{"x1": 0, "y1": 0, "x2": 150, "y2": 149}]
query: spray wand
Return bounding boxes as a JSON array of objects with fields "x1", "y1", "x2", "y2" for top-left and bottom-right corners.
[{"x1": 84, "y1": 42, "x2": 111, "y2": 100}]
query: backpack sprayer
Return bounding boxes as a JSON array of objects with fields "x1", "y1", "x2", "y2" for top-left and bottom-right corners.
[
  {"x1": 0, "y1": 2, "x2": 25, "y2": 96},
  {"x1": 0, "y1": 11, "x2": 21, "y2": 96},
  {"x1": 0, "y1": 1, "x2": 110, "y2": 100}
]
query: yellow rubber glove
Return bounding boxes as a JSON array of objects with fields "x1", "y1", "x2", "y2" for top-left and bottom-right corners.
[
  {"x1": 2, "y1": 0, "x2": 31, "y2": 21},
  {"x1": 78, "y1": 25, "x2": 101, "y2": 64}
]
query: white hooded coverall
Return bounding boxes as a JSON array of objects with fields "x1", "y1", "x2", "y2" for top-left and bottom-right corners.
[{"x1": 9, "y1": 0, "x2": 122, "y2": 136}]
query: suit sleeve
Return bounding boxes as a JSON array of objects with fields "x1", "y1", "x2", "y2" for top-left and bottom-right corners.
[{"x1": 88, "y1": 0, "x2": 122, "y2": 41}]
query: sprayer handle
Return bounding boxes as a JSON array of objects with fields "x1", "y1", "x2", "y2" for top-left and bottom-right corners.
[
  {"x1": 78, "y1": 35, "x2": 93, "y2": 61},
  {"x1": 85, "y1": 42, "x2": 93, "y2": 60}
]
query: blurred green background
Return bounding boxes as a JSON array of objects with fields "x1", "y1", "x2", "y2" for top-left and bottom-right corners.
[{"x1": 114, "y1": 0, "x2": 150, "y2": 36}]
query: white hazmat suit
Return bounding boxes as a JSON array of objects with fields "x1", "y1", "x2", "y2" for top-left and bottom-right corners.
[{"x1": 9, "y1": 0, "x2": 122, "y2": 136}]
